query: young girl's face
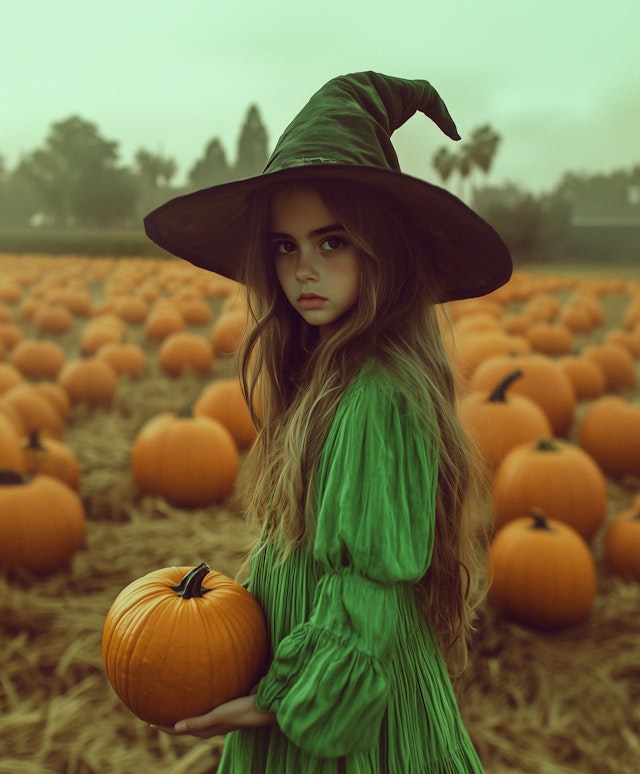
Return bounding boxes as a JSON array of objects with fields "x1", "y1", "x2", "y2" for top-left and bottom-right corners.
[{"x1": 270, "y1": 186, "x2": 361, "y2": 337}]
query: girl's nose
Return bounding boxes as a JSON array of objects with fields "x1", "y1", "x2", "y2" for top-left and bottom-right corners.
[{"x1": 295, "y1": 248, "x2": 319, "y2": 281}]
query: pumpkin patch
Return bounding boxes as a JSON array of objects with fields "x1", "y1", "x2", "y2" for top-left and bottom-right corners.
[{"x1": 0, "y1": 253, "x2": 638, "y2": 773}]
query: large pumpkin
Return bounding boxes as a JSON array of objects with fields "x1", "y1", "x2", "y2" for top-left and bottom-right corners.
[
  {"x1": 492, "y1": 436, "x2": 607, "y2": 541},
  {"x1": 458, "y1": 370, "x2": 552, "y2": 473},
  {"x1": 102, "y1": 562, "x2": 269, "y2": 726},
  {"x1": 468, "y1": 353, "x2": 576, "y2": 437},
  {"x1": 487, "y1": 510, "x2": 597, "y2": 628},
  {"x1": 0, "y1": 469, "x2": 86, "y2": 574},
  {"x1": 131, "y1": 409, "x2": 240, "y2": 507}
]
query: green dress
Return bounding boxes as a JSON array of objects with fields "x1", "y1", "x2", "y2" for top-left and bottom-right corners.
[{"x1": 217, "y1": 361, "x2": 484, "y2": 773}]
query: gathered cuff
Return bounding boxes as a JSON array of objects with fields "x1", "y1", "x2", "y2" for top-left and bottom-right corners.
[{"x1": 256, "y1": 622, "x2": 389, "y2": 757}]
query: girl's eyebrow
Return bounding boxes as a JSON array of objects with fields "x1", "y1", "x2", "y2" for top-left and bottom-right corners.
[{"x1": 270, "y1": 223, "x2": 345, "y2": 240}]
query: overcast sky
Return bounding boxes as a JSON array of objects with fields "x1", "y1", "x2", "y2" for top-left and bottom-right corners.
[{"x1": 3, "y1": 1, "x2": 639, "y2": 193}]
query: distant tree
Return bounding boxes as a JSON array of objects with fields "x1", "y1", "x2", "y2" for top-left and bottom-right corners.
[
  {"x1": 431, "y1": 123, "x2": 501, "y2": 200},
  {"x1": 13, "y1": 115, "x2": 137, "y2": 226},
  {"x1": 467, "y1": 124, "x2": 501, "y2": 177},
  {"x1": 134, "y1": 149, "x2": 178, "y2": 188},
  {"x1": 234, "y1": 104, "x2": 269, "y2": 180},
  {"x1": 472, "y1": 183, "x2": 571, "y2": 261},
  {"x1": 187, "y1": 138, "x2": 232, "y2": 190},
  {"x1": 431, "y1": 146, "x2": 457, "y2": 185}
]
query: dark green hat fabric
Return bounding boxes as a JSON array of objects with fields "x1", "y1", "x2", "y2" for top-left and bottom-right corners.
[{"x1": 144, "y1": 71, "x2": 512, "y2": 302}]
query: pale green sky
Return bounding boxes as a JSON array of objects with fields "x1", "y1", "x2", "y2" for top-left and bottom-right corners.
[{"x1": 3, "y1": 0, "x2": 639, "y2": 192}]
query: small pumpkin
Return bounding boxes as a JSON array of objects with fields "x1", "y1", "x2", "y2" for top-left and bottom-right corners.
[
  {"x1": 10, "y1": 339, "x2": 67, "y2": 380},
  {"x1": 58, "y1": 357, "x2": 119, "y2": 407},
  {"x1": 158, "y1": 331, "x2": 213, "y2": 377},
  {"x1": 131, "y1": 408, "x2": 240, "y2": 507},
  {"x1": 0, "y1": 469, "x2": 86, "y2": 574},
  {"x1": 0, "y1": 362, "x2": 24, "y2": 394},
  {"x1": 143, "y1": 306, "x2": 185, "y2": 341},
  {"x1": 487, "y1": 509, "x2": 597, "y2": 628},
  {"x1": 102, "y1": 562, "x2": 269, "y2": 726},
  {"x1": 2, "y1": 383, "x2": 64, "y2": 439},
  {"x1": 96, "y1": 341, "x2": 146, "y2": 378},
  {"x1": 33, "y1": 304, "x2": 74, "y2": 335},
  {"x1": 0, "y1": 414, "x2": 25, "y2": 473},
  {"x1": 193, "y1": 378, "x2": 258, "y2": 449},
  {"x1": 492, "y1": 437, "x2": 607, "y2": 541},
  {"x1": 22, "y1": 429, "x2": 81, "y2": 490},
  {"x1": 578, "y1": 396, "x2": 640, "y2": 479},
  {"x1": 582, "y1": 342, "x2": 636, "y2": 393},
  {"x1": 210, "y1": 311, "x2": 248, "y2": 356},
  {"x1": 604, "y1": 508, "x2": 640, "y2": 582},
  {"x1": 557, "y1": 355, "x2": 606, "y2": 401}
]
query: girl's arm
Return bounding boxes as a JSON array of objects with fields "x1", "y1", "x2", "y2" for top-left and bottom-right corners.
[{"x1": 151, "y1": 694, "x2": 276, "y2": 739}]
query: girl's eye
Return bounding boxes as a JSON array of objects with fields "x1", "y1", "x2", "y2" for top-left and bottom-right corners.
[
  {"x1": 321, "y1": 236, "x2": 345, "y2": 251},
  {"x1": 272, "y1": 240, "x2": 296, "y2": 257}
]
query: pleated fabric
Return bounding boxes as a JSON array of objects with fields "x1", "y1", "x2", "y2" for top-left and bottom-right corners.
[{"x1": 217, "y1": 360, "x2": 484, "y2": 772}]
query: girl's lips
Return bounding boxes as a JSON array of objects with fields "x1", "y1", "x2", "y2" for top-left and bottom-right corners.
[{"x1": 298, "y1": 295, "x2": 327, "y2": 309}]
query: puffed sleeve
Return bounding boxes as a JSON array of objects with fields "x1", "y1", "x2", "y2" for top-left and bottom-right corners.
[{"x1": 255, "y1": 370, "x2": 439, "y2": 757}]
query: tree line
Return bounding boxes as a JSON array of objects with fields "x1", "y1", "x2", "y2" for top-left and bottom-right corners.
[
  {"x1": 0, "y1": 105, "x2": 269, "y2": 230},
  {"x1": 1, "y1": 108, "x2": 637, "y2": 262}
]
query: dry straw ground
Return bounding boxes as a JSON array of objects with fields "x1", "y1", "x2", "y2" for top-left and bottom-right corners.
[{"x1": 0, "y1": 256, "x2": 639, "y2": 773}]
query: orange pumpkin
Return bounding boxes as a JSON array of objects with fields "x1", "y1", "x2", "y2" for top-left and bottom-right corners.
[
  {"x1": 58, "y1": 357, "x2": 119, "y2": 407},
  {"x1": 0, "y1": 414, "x2": 25, "y2": 473},
  {"x1": 22, "y1": 430, "x2": 81, "y2": 490},
  {"x1": 210, "y1": 311, "x2": 248, "y2": 356},
  {"x1": 492, "y1": 437, "x2": 607, "y2": 540},
  {"x1": 557, "y1": 355, "x2": 606, "y2": 401},
  {"x1": 604, "y1": 508, "x2": 640, "y2": 581},
  {"x1": 34, "y1": 304, "x2": 74, "y2": 335},
  {"x1": 487, "y1": 510, "x2": 597, "y2": 628},
  {"x1": 578, "y1": 396, "x2": 640, "y2": 479},
  {"x1": 0, "y1": 469, "x2": 86, "y2": 574},
  {"x1": 158, "y1": 331, "x2": 213, "y2": 377},
  {"x1": 468, "y1": 353, "x2": 576, "y2": 437},
  {"x1": 458, "y1": 370, "x2": 552, "y2": 473},
  {"x1": 102, "y1": 562, "x2": 269, "y2": 726},
  {"x1": 582, "y1": 343, "x2": 636, "y2": 393},
  {"x1": 96, "y1": 342, "x2": 146, "y2": 378},
  {"x1": 0, "y1": 362, "x2": 24, "y2": 394},
  {"x1": 525, "y1": 322, "x2": 574, "y2": 356},
  {"x1": 10, "y1": 339, "x2": 67, "y2": 380},
  {"x1": 1, "y1": 383, "x2": 64, "y2": 439},
  {"x1": 131, "y1": 410, "x2": 240, "y2": 507},
  {"x1": 193, "y1": 378, "x2": 258, "y2": 449}
]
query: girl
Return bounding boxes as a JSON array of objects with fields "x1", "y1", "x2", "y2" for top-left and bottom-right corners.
[{"x1": 146, "y1": 72, "x2": 511, "y2": 772}]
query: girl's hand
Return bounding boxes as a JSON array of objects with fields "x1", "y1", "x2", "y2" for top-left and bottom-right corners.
[{"x1": 150, "y1": 694, "x2": 276, "y2": 739}]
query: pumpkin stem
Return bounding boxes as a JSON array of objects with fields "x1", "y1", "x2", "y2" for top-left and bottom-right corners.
[
  {"x1": 170, "y1": 562, "x2": 212, "y2": 598},
  {"x1": 0, "y1": 468, "x2": 25, "y2": 486},
  {"x1": 529, "y1": 508, "x2": 554, "y2": 531},
  {"x1": 25, "y1": 428, "x2": 45, "y2": 451},
  {"x1": 178, "y1": 400, "x2": 196, "y2": 419},
  {"x1": 535, "y1": 436, "x2": 558, "y2": 452},
  {"x1": 488, "y1": 369, "x2": 523, "y2": 403}
]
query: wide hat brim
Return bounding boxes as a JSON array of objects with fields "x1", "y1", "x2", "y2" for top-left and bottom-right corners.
[{"x1": 144, "y1": 164, "x2": 511, "y2": 303}]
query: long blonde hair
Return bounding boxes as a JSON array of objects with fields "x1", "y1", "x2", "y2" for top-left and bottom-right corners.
[{"x1": 236, "y1": 178, "x2": 490, "y2": 673}]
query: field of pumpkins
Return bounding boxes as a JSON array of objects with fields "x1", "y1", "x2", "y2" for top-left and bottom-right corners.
[{"x1": 0, "y1": 252, "x2": 639, "y2": 773}]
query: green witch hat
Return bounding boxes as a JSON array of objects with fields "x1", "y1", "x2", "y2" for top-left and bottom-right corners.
[{"x1": 144, "y1": 71, "x2": 512, "y2": 302}]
